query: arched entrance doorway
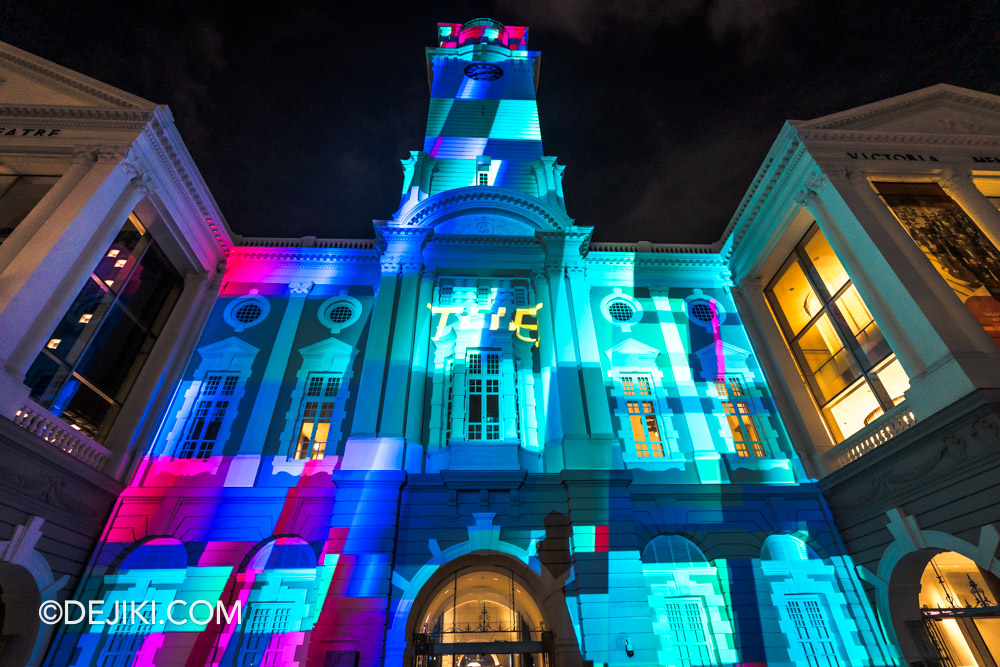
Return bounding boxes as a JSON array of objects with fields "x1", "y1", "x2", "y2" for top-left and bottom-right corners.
[
  {"x1": 911, "y1": 551, "x2": 1000, "y2": 666},
  {"x1": 409, "y1": 565, "x2": 554, "y2": 667}
]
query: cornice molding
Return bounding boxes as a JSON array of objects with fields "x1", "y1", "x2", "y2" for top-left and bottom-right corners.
[
  {"x1": 0, "y1": 106, "x2": 153, "y2": 127},
  {"x1": 143, "y1": 113, "x2": 233, "y2": 257},
  {"x1": 798, "y1": 128, "x2": 1000, "y2": 147}
]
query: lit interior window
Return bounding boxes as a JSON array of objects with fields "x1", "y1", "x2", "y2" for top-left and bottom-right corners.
[
  {"x1": 766, "y1": 225, "x2": 909, "y2": 442},
  {"x1": 114, "y1": 259, "x2": 127, "y2": 268},
  {"x1": 104, "y1": 279, "x2": 114, "y2": 287},
  {"x1": 107, "y1": 249, "x2": 120, "y2": 257},
  {"x1": 47, "y1": 338, "x2": 61, "y2": 349},
  {"x1": 78, "y1": 314, "x2": 92, "y2": 324}
]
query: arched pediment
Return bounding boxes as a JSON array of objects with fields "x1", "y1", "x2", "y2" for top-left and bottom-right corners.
[{"x1": 391, "y1": 186, "x2": 573, "y2": 232}]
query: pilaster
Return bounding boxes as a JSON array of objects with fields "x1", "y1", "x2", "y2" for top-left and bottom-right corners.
[
  {"x1": 232, "y1": 281, "x2": 313, "y2": 467},
  {"x1": 403, "y1": 269, "x2": 436, "y2": 453}
]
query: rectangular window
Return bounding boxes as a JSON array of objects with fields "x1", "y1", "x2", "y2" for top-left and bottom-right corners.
[
  {"x1": 177, "y1": 373, "x2": 237, "y2": 459},
  {"x1": 660, "y1": 599, "x2": 714, "y2": 666},
  {"x1": 439, "y1": 285, "x2": 453, "y2": 306},
  {"x1": 99, "y1": 621, "x2": 151, "y2": 667},
  {"x1": 294, "y1": 374, "x2": 340, "y2": 460},
  {"x1": 477, "y1": 285, "x2": 491, "y2": 306},
  {"x1": 786, "y1": 598, "x2": 840, "y2": 667},
  {"x1": 715, "y1": 378, "x2": 765, "y2": 457},
  {"x1": 477, "y1": 171, "x2": 489, "y2": 186},
  {"x1": 238, "y1": 605, "x2": 293, "y2": 667},
  {"x1": 620, "y1": 375, "x2": 664, "y2": 457},
  {"x1": 24, "y1": 212, "x2": 182, "y2": 441},
  {"x1": 467, "y1": 350, "x2": 501, "y2": 440},
  {"x1": 766, "y1": 225, "x2": 909, "y2": 442},
  {"x1": 874, "y1": 181, "x2": 1000, "y2": 348}
]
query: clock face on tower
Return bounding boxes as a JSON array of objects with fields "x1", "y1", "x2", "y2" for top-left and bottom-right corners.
[{"x1": 463, "y1": 63, "x2": 504, "y2": 81}]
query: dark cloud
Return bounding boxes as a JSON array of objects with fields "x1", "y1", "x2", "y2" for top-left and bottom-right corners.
[{"x1": 3, "y1": 1, "x2": 999, "y2": 244}]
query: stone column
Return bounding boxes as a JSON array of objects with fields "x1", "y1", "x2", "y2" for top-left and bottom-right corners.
[
  {"x1": 798, "y1": 177, "x2": 925, "y2": 379},
  {"x1": 104, "y1": 268, "x2": 222, "y2": 479},
  {"x1": 379, "y1": 261, "x2": 422, "y2": 439},
  {"x1": 531, "y1": 268, "x2": 563, "y2": 447},
  {"x1": 342, "y1": 256, "x2": 402, "y2": 470},
  {"x1": 0, "y1": 154, "x2": 147, "y2": 419},
  {"x1": 566, "y1": 265, "x2": 614, "y2": 439},
  {"x1": 404, "y1": 269, "x2": 435, "y2": 445},
  {"x1": 938, "y1": 168, "x2": 1000, "y2": 251},
  {"x1": 823, "y1": 167, "x2": 1000, "y2": 415},
  {"x1": 233, "y1": 281, "x2": 312, "y2": 460}
]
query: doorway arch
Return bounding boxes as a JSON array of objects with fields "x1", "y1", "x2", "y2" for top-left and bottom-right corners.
[{"x1": 402, "y1": 553, "x2": 580, "y2": 667}]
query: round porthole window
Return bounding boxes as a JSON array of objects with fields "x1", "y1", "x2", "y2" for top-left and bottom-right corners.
[
  {"x1": 688, "y1": 299, "x2": 717, "y2": 324},
  {"x1": 224, "y1": 294, "x2": 269, "y2": 332},
  {"x1": 319, "y1": 295, "x2": 362, "y2": 334},
  {"x1": 600, "y1": 291, "x2": 643, "y2": 332},
  {"x1": 234, "y1": 301, "x2": 262, "y2": 324},
  {"x1": 685, "y1": 293, "x2": 726, "y2": 330},
  {"x1": 607, "y1": 300, "x2": 635, "y2": 323}
]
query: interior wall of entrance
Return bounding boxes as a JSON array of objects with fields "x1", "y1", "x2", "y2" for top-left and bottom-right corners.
[{"x1": 402, "y1": 553, "x2": 581, "y2": 667}]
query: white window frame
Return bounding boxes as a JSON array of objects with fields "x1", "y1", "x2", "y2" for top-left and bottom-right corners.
[
  {"x1": 659, "y1": 597, "x2": 715, "y2": 666},
  {"x1": 714, "y1": 376, "x2": 766, "y2": 457},
  {"x1": 279, "y1": 337, "x2": 357, "y2": 461},
  {"x1": 292, "y1": 373, "x2": 342, "y2": 460},
  {"x1": 782, "y1": 596, "x2": 841, "y2": 667},
  {"x1": 159, "y1": 337, "x2": 259, "y2": 459}
]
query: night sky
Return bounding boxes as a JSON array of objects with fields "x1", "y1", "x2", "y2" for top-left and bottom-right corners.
[{"x1": 4, "y1": 1, "x2": 1000, "y2": 244}]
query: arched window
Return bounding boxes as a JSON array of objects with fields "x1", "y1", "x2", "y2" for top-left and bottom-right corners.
[
  {"x1": 96, "y1": 539, "x2": 188, "y2": 667},
  {"x1": 761, "y1": 534, "x2": 815, "y2": 561},
  {"x1": 759, "y1": 535, "x2": 844, "y2": 666},
  {"x1": 642, "y1": 535, "x2": 708, "y2": 565},
  {"x1": 640, "y1": 535, "x2": 724, "y2": 665},
  {"x1": 230, "y1": 538, "x2": 323, "y2": 667}
]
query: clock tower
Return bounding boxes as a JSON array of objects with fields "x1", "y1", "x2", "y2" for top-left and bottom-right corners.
[{"x1": 396, "y1": 19, "x2": 567, "y2": 217}]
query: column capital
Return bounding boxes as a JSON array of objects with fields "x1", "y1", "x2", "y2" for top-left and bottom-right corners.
[{"x1": 937, "y1": 167, "x2": 977, "y2": 194}]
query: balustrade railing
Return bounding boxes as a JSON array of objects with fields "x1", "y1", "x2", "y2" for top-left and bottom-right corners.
[
  {"x1": 12, "y1": 400, "x2": 111, "y2": 470},
  {"x1": 826, "y1": 402, "x2": 917, "y2": 471}
]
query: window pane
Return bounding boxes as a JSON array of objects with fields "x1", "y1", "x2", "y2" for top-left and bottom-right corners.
[
  {"x1": 629, "y1": 414, "x2": 646, "y2": 442},
  {"x1": 75, "y1": 304, "x2": 155, "y2": 401},
  {"x1": 469, "y1": 394, "x2": 482, "y2": 422},
  {"x1": 0, "y1": 175, "x2": 58, "y2": 241},
  {"x1": 24, "y1": 352, "x2": 72, "y2": 407},
  {"x1": 822, "y1": 378, "x2": 880, "y2": 441},
  {"x1": 769, "y1": 259, "x2": 822, "y2": 336},
  {"x1": 802, "y1": 227, "x2": 850, "y2": 297},
  {"x1": 93, "y1": 216, "x2": 144, "y2": 290},
  {"x1": 55, "y1": 378, "x2": 117, "y2": 440},
  {"x1": 875, "y1": 181, "x2": 1000, "y2": 347},
  {"x1": 118, "y1": 244, "x2": 182, "y2": 334},
  {"x1": 46, "y1": 277, "x2": 114, "y2": 365},
  {"x1": 831, "y1": 285, "x2": 891, "y2": 368},
  {"x1": 792, "y1": 314, "x2": 861, "y2": 403}
]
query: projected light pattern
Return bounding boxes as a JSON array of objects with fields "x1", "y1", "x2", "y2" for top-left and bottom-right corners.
[{"x1": 47, "y1": 18, "x2": 900, "y2": 667}]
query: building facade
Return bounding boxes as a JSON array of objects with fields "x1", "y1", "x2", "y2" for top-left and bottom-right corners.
[{"x1": 0, "y1": 17, "x2": 998, "y2": 667}]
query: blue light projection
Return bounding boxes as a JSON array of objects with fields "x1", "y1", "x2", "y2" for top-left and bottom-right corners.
[{"x1": 44, "y1": 17, "x2": 901, "y2": 667}]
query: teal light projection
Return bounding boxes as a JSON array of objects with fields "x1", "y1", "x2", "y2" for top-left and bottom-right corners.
[{"x1": 46, "y1": 18, "x2": 901, "y2": 667}]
